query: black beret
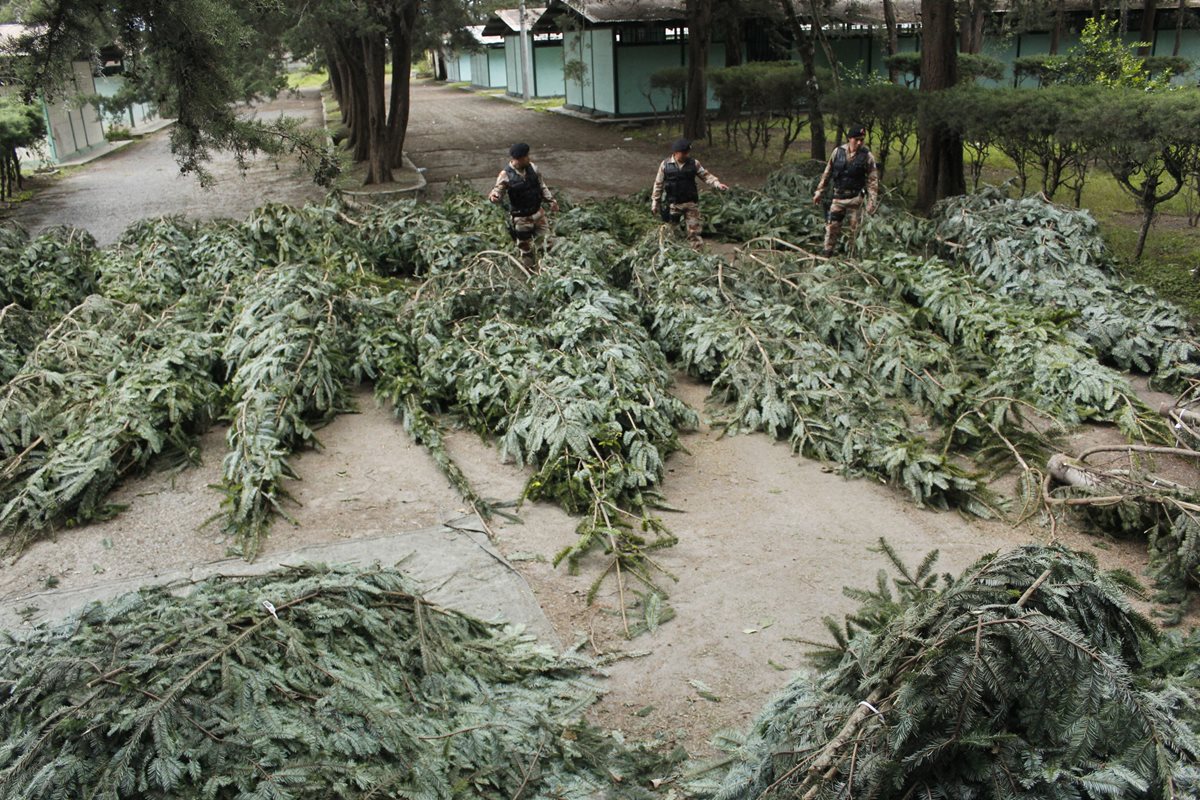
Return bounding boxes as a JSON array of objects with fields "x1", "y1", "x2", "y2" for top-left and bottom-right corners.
[
  {"x1": 848, "y1": 125, "x2": 867, "y2": 139},
  {"x1": 509, "y1": 142, "x2": 530, "y2": 158},
  {"x1": 671, "y1": 138, "x2": 691, "y2": 153}
]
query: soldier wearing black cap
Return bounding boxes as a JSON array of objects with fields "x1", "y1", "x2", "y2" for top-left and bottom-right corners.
[
  {"x1": 812, "y1": 125, "x2": 879, "y2": 257},
  {"x1": 488, "y1": 142, "x2": 559, "y2": 265},
  {"x1": 651, "y1": 138, "x2": 728, "y2": 249}
]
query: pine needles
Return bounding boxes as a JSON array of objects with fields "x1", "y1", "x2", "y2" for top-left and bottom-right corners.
[
  {"x1": 0, "y1": 565, "x2": 677, "y2": 799},
  {"x1": 697, "y1": 543, "x2": 1200, "y2": 800}
]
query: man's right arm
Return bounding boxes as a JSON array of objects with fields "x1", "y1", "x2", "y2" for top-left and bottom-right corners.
[
  {"x1": 651, "y1": 162, "x2": 666, "y2": 211},
  {"x1": 487, "y1": 169, "x2": 509, "y2": 203},
  {"x1": 813, "y1": 153, "x2": 834, "y2": 203}
]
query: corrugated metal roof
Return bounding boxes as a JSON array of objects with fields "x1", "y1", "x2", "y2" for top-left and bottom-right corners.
[
  {"x1": 539, "y1": 0, "x2": 1183, "y2": 29},
  {"x1": 547, "y1": 0, "x2": 685, "y2": 24},
  {"x1": 482, "y1": 7, "x2": 547, "y2": 36},
  {"x1": 463, "y1": 24, "x2": 504, "y2": 45}
]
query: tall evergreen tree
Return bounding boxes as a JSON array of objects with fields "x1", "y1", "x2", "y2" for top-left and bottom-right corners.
[{"x1": 916, "y1": 0, "x2": 965, "y2": 211}]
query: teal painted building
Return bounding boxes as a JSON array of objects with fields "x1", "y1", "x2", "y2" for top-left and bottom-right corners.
[
  {"x1": 484, "y1": 7, "x2": 567, "y2": 98},
  {"x1": 525, "y1": 0, "x2": 1196, "y2": 115},
  {"x1": 464, "y1": 26, "x2": 507, "y2": 89},
  {"x1": 538, "y1": 0, "x2": 726, "y2": 117}
]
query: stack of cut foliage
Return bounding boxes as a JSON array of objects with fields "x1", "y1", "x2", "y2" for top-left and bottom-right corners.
[
  {"x1": 931, "y1": 189, "x2": 1200, "y2": 387},
  {"x1": 1, "y1": 176, "x2": 1197, "y2": 610},
  {"x1": 698, "y1": 543, "x2": 1200, "y2": 800},
  {"x1": 923, "y1": 189, "x2": 1200, "y2": 607},
  {"x1": 357, "y1": 229, "x2": 698, "y2": 604},
  {"x1": 623, "y1": 228, "x2": 1159, "y2": 517},
  {"x1": 0, "y1": 565, "x2": 674, "y2": 799}
]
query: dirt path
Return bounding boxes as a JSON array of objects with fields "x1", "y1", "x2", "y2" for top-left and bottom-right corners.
[
  {"x1": 6, "y1": 89, "x2": 325, "y2": 245},
  {"x1": 405, "y1": 80, "x2": 771, "y2": 203},
  {"x1": 0, "y1": 80, "x2": 1163, "y2": 757}
]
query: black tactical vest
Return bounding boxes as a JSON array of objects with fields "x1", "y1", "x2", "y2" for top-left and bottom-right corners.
[
  {"x1": 663, "y1": 158, "x2": 700, "y2": 204},
  {"x1": 831, "y1": 146, "x2": 872, "y2": 197},
  {"x1": 504, "y1": 164, "x2": 543, "y2": 215}
]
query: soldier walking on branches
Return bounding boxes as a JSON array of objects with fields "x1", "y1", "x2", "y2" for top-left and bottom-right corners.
[
  {"x1": 651, "y1": 138, "x2": 728, "y2": 250},
  {"x1": 812, "y1": 125, "x2": 879, "y2": 257},
  {"x1": 488, "y1": 142, "x2": 559, "y2": 267}
]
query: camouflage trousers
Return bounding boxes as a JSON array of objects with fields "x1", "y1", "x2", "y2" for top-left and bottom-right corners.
[
  {"x1": 666, "y1": 202, "x2": 705, "y2": 248},
  {"x1": 823, "y1": 194, "x2": 864, "y2": 255},
  {"x1": 512, "y1": 208, "x2": 551, "y2": 259}
]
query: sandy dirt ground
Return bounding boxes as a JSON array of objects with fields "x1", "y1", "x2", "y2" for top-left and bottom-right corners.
[{"x1": 0, "y1": 80, "x2": 1182, "y2": 757}]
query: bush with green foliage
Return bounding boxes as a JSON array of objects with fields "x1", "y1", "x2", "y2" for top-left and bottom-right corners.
[
  {"x1": 709, "y1": 61, "x2": 809, "y2": 158},
  {"x1": 0, "y1": 95, "x2": 46, "y2": 200}
]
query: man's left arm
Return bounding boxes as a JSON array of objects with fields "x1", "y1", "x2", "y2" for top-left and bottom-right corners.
[
  {"x1": 696, "y1": 161, "x2": 729, "y2": 191},
  {"x1": 866, "y1": 154, "x2": 880, "y2": 213},
  {"x1": 535, "y1": 165, "x2": 559, "y2": 213}
]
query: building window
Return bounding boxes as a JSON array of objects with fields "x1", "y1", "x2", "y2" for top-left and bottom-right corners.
[{"x1": 614, "y1": 24, "x2": 688, "y2": 44}]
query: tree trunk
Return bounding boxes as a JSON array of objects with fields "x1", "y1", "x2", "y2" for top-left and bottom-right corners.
[
  {"x1": 958, "y1": 1, "x2": 986, "y2": 54},
  {"x1": 1139, "y1": 0, "x2": 1158, "y2": 56},
  {"x1": 386, "y1": 1, "x2": 418, "y2": 171},
  {"x1": 325, "y1": 46, "x2": 343, "y2": 107},
  {"x1": 1134, "y1": 174, "x2": 1159, "y2": 260},
  {"x1": 1119, "y1": 0, "x2": 1129, "y2": 36},
  {"x1": 1174, "y1": 0, "x2": 1187, "y2": 56},
  {"x1": 1050, "y1": 0, "x2": 1065, "y2": 54},
  {"x1": 334, "y1": 36, "x2": 370, "y2": 161},
  {"x1": 916, "y1": 0, "x2": 965, "y2": 212},
  {"x1": 362, "y1": 31, "x2": 392, "y2": 185},
  {"x1": 723, "y1": 17, "x2": 743, "y2": 67},
  {"x1": 882, "y1": 0, "x2": 900, "y2": 82},
  {"x1": 808, "y1": 0, "x2": 840, "y2": 88},
  {"x1": 779, "y1": 0, "x2": 826, "y2": 159},
  {"x1": 683, "y1": 0, "x2": 712, "y2": 140}
]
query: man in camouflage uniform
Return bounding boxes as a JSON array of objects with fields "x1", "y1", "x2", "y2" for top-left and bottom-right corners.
[
  {"x1": 812, "y1": 125, "x2": 880, "y2": 257},
  {"x1": 651, "y1": 138, "x2": 728, "y2": 249},
  {"x1": 488, "y1": 142, "x2": 559, "y2": 266}
]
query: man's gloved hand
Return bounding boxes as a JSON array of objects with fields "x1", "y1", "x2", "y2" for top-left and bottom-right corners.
[
  {"x1": 549, "y1": 200, "x2": 560, "y2": 213},
  {"x1": 867, "y1": 200, "x2": 878, "y2": 215},
  {"x1": 651, "y1": 202, "x2": 660, "y2": 216}
]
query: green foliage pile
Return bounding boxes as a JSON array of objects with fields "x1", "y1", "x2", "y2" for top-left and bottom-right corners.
[
  {"x1": 0, "y1": 225, "x2": 98, "y2": 317},
  {"x1": 357, "y1": 230, "x2": 697, "y2": 597},
  {"x1": 0, "y1": 565, "x2": 675, "y2": 799},
  {"x1": 932, "y1": 188, "x2": 1200, "y2": 388},
  {"x1": 625, "y1": 229, "x2": 1155, "y2": 517},
  {"x1": 697, "y1": 543, "x2": 1200, "y2": 800},
  {"x1": 0, "y1": 173, "x2": 1195, "y2": 600},
  {"x1": 0, "y1": 296, "x2": 221, "y2": 553},
  {"x1": 219, "y1": 263, "x2": 353, "y2": 558}
]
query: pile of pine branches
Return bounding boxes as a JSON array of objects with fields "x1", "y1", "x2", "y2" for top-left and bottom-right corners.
[
  {"x1": 356, "y1": 229, "x2": 698, "y2": 608},
  {"x1": 932, "y1": 189, "x2": 1200, "y2": 388},
  {"x1": 1, "y1": 175, "x2": 1197, "y2": 608},
  {"x1": 697, "y1": 543, "x2": 1200, "y2": 800},
  {"x1": 0, "y1": 565, "x2": 677, "y2": 799}
]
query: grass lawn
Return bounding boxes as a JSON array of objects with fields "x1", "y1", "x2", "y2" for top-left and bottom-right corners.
[{"x1": 287, "y1": 68, "x2": 328, "y2": 90}]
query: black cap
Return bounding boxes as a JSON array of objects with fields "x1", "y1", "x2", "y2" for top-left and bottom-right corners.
[
  {"x1": 671, "y1": 138, "x2": 691, "y2": 153},
  {"x1": 848, "y1": 125, "x2": 866, "y2": 139},
  {"x1": 509, "y1": 142, "x2": 530, "y2": 158}
]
